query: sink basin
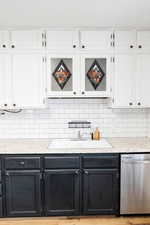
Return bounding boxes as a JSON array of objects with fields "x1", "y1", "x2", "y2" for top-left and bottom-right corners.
[{"x1": 48, "y1": 138, "x2": 112, "y2": 149}]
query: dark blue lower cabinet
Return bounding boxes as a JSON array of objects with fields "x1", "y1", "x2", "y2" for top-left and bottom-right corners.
[
  {"x1": 44, "y1": 169, "x2": 80, "y2": 216},
  {"x1": 83, "y1": 169, "x2": 119, "y2": 215},
  {"x1": 5, "y1": 170, "x2": 42, "y2": 217}
]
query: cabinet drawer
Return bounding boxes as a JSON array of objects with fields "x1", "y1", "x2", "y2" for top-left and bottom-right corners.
[
  {"x1": 82, "y1": 155, "x2": 119, "y2": 168},
  {"x1": 44, "y1": 156, "x2": 80, "y2": 169},
  {"x1": 5, "y1": 157, "x2": 41, "y2": 169}
]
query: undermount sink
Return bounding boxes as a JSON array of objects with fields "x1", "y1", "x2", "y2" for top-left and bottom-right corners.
[{"x1": 48, "y1": 138, "x2": 112, "y2": 149}]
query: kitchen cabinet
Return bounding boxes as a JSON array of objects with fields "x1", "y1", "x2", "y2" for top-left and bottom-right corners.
[
  {"x1": 12, "y1": 53, "x2": 46, "y2": 108},
  {"x1": 46, "y1": 30, "x2": 78, "y2": 51},
  {"x1": 47, "y1": 54, "x2": 79, "y2": 97},
  {"x1": 0, "y1": 54, "x2": 12, "y2": 109},
  {"x1": 80, "y1": 30, "x2": 113, "y2": 51},
  {"x1": 44, "y1": 169, "x2": 80, "y2": 216},
  {"x1": 83, "y1": 169, "x2": 119, "y2": 215},
  {"x1": 47, "y1": 54, "x2": 111, "y2": 98},
  {"x1": 0, "y1": 53, "x2": 46, "y2": 109},
  {"x1": 113, "y1": 54, "x2": 150, "y2": 108},
  {"x1": 113, "y1": 54, "x2": 135, "y2": 107},
  {"x1": 10, "y1": 30, "x2": 44, "y2": 50},
  {"x1": 80, "y1": 54, "x2": 112, "y2": 97},
  {"x1": 136, "y1": 54, "x2": 150, "y2": 107},
  {"x1": 0, "y1": 30, "x2": 45, "y2": 51},
  {"x1": 5, "y1": 170, "x2": 42, "y2": 217},
  {"x1": 137, "y1": 31, "x2": 150, "y2": 52},
  {"x1": 2, "y1": 154, "x2": 119, "y2": 217},
  {"x1": 114, "y1": 30, "x2": 136, "y2": 52},
  {"x1": 0, "y1": 31, "x2": 9, "y2": 49},
  {"x1": 82, "y1": 154, "x2": 119, "y2": 215}
]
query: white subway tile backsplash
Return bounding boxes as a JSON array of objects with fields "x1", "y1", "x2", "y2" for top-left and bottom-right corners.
[{"x1": 0, "y1": 98, "x2": 148, "y2": 138}]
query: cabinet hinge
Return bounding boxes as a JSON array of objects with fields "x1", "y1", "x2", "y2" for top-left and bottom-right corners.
[
  {"x1": 112, "y1": 98, "x2": 114, "y2": 104},
  {"x1": 113, "y1": 57, "x2": 115, "y2": 63},
  {"x1": 45, "y1": 41, "x2": 47, "y2": 47},
  {"x1": 113, "y1": 33, "x2": 115, "y2": 40}
]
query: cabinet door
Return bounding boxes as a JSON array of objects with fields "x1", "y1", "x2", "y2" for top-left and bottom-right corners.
[
  {"x1": 80, "y1": 30, "x2": 112, "y2": 51},
  {"x1": 136, "y1": 54, "x2": 150, "y2": 107},
  {"x1": 5, "y1": 170, "x2": 42, "y2": 217},
  {"x1": 0, "y1": 54, "x2": 12, "y2": 108},
  {"x1": 0, "y1": 31, "x2": 9, "y2": 50},
  {"x1": 114, "y1": 31, "x2": 136, "y2": 52},
  {"x1": 12, "y1": 54, "x2": 46, "y2": 109},
  {"x1": 137, "y1": 31, "x2": 150, "y2": 52},
  {"x1": 47, "y1": 55, "x2": 79, "y2": 97},
  {"x1": 44, "y1": 169, "x2": 80, "y2": 216},
  {"x1": 83, "y1": 169, "x2": 119, "y2": 215},
  {"x1": 46, "y1": 30, "x2": 78, "y2": 51},
  {"x1": 80, "y1": 55, "x2": 111, "y2": 97},
  {"x1": 113, "y1": 54, "x2": 135, "y2": 107},
  {"x1": 10, "y1": 30, "x2": 43, "y2": 50}
]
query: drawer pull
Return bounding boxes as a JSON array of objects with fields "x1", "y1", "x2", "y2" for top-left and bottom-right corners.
[
  {"x1": 20, "y1": 161, "x2": 25, "y2": 165},
  {"x1": 84, "y1": 171, "x2": 88, "y2": 175},
  {"x1": 75, "y1": 170, "x2": 79, "y2": 175}
]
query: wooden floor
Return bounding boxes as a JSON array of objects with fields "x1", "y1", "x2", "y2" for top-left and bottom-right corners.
[{"x1": 0, "y1": 216, "x2": 149, "y2": 225}]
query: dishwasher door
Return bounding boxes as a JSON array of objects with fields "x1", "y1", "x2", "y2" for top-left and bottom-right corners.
[{"x1": 120, "y1": 154, "x2": 150, "y2": 214}]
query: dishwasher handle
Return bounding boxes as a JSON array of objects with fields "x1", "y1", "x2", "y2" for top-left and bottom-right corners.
[{"x1": 122, "y1": 159, "x2": 150, "y2": 164}]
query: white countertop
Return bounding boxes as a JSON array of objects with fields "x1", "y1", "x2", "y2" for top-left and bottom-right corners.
[{"x1": 0, "y1": 137, "x2": 150, "y2": 154}]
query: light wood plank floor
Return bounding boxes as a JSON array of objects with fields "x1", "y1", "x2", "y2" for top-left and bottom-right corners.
[{"x1": 0, "y1": 216, "x2": 149, "y2": 225}]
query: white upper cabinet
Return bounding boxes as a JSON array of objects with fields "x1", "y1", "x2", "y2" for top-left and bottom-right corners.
[
  {"x1": 114, "y1": 30, "x2": 136, "y2": 52},
  {"x1": 80, "y1": 30, "x2": 113, "y2": 51},
  {"x1": 0, "y1": 54, "x2": 12, "y2": 108},
  {"x1": 10, "y1": 30, "x2": 44, "y2": 50},
  {"x1": 137, "y1": 31, "x2": 150, "y2": 52},
  {"x1": 113, "y1": 55, "x2": 135, "y2": 107},
  {"x1": 46, "y1": 30, "x2": 78, "y2": 51},
  {"x1": 0, "y1": 31, "x2": 10, "y2": 49},
  {"x1": 80, "y1": 54, "x2": 111, "y2": 97},
  {"x1": 47, "y1": 54, "x2": 79, "y2": 97},
  {"x1": 136, "y1": 55, "x2": 150, "y2": 107},
  {"x1": 12, "y1": 54, "x2": 46, "y2": 108}
]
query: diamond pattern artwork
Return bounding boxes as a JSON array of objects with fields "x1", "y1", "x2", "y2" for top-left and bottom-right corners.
[
  {"x1": 52, "y1": 60, "x2": 72, "y2": 90},
  {"x1": 87, "y1": 59, "x2": 105, "y2": 90}
]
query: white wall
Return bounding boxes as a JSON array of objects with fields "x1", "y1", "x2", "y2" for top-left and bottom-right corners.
[
  {"x1": 0, "y1": 0, "x2": 150, "y2": 27},
  {"x1": 0, "y1": 99, "x2": 148, "y2": 139}
]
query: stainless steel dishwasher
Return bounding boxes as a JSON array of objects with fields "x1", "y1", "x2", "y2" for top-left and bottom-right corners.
[{"x1": 120, "y1": 154, "x2": 150, "y2": 214}]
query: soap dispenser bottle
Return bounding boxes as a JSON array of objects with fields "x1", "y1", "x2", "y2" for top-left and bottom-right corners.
[{"x1": 92, "y1": 127, "x2": 100, "y2": 140}]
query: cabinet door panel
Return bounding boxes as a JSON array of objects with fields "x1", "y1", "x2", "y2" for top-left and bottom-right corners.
[
  {"x1": 113, "y1": 55, "x2": 135, "y2": 107},
  {"x1": 44, "y1": 169, "x2": 80, "y2": 216},
  {"x1": 80, "y1": 30, "x2": 112, "y2": 51},
  {"x1": 136, "y1": 54, "x2": 150, "y2": 107},
  {"x1": 5, "y1": 170, "x2": 42, "y2": 217},
  {"x1": 12, "y1": 54, "x2": 45, "y2": 108},
  {"x1": 0, "y1": 54, "x2": 12, "y2": 108},
  {"x1": 47, "y1": 55, "x2": 79, "y2": 97},
  {"x1": 115, "y1": 31, "x2": 136, "y2": 52},
  {"x1": 83, "y1": 169, "x2": 119, "y2": 215},
  {"x1": 10, "y1": 30, "x2": 43, "y2": 50},
  {"x1": 80, "y1": 55, "x2": 111, "y2": 97},
  {"x1": 0, "y1": 31, "x2": 9, "y2": 49},
  {"x1": 46, "y1": 31, "x2": 78, "y2": 50},
  {"x1": 137, "y1": 31, "x2": 150, "y2": 52}
]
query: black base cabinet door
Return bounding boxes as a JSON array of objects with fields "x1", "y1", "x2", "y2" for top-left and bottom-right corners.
[
  {"x1": 5, "y1": 170, "x2": 42, "y2": 217},
  {"x1": 83, "y1": 169, "x2": 119, "y2": 215},
  {"x1": 44, "y1": 169, "x2": 80, "y2": 216}
]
